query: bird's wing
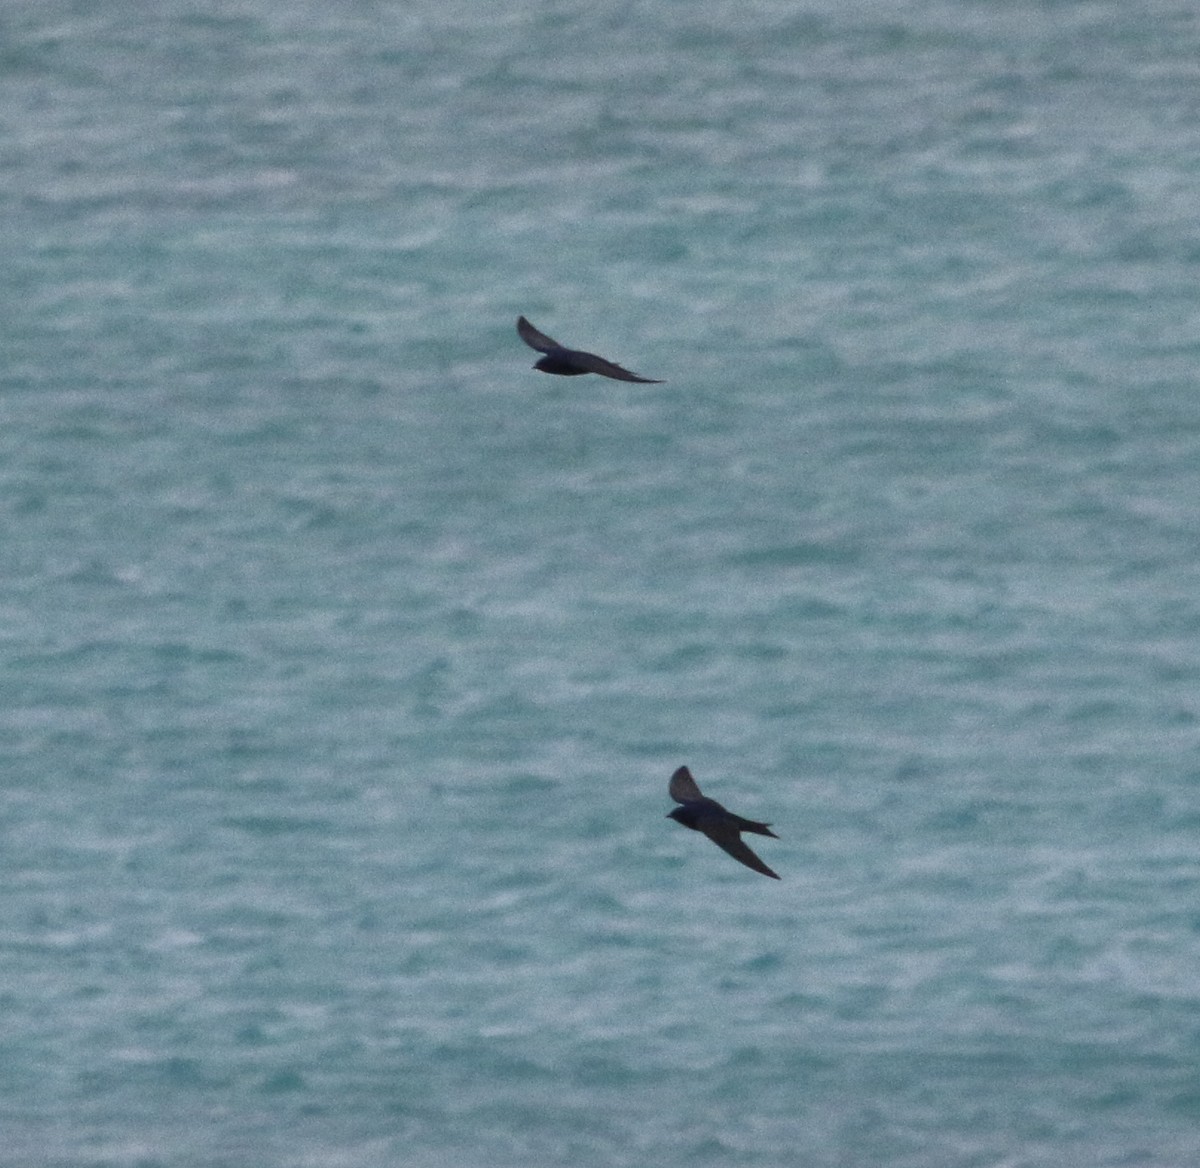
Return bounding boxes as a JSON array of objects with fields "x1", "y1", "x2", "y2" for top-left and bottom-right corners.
[
  {"x1": 516, "y1": 316, "x2": 562, "y2": 354},
  {"x1": 568, "y1": 350, "x2": 663, "y2": 383},
  {"x1": 668, "y1": 766, "x2": 705, "y2": 803},
  {"x1": 705, "y1": 824, "x2": 781, "y2": 879}
]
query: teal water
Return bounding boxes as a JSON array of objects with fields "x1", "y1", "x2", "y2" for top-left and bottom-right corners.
[{"x1": 4, "y1": 2, "x2": 1200, "y2": 1165}]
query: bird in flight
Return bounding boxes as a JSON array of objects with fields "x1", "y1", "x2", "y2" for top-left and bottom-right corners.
[
  {"x1": 666, "y1": 765, "x2": 780, "y2": 879},
  {"x1": 517, "y1": 316, "x2": 663, "y2": 383}
]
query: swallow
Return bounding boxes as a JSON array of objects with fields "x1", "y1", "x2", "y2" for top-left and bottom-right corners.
[
  {"x1": 666, "y1": 765, "x2": 780, "y2": 879},
  {"x1": 517, "y1": 316, "x2": 663, "y2": 383}
]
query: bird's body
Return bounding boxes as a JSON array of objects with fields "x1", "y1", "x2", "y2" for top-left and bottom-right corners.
[
  {"x1": 517, "y1": 316, "x2": 663, "y2": 383},
  {"x1": 666, "y1": 765, "x2": 780, "y2": 879}
]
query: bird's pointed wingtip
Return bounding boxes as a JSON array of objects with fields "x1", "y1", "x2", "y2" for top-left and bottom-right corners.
[
  {"x1": 668, "y1": 765, "x2": 704, "y2": 803},
  {"x1": 516, "y1": 315, "x2": 560, "y2": 354}
]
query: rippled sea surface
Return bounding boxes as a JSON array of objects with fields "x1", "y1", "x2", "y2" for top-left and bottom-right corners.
[{"x1": 4, "y1": 2, "x2": 1200, "y2": 1164}]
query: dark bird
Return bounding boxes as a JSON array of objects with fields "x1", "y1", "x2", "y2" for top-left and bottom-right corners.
[
  {"x1": 517, "y1": 316, "x2": 663, "y2": 383},
  {"x1": 666, "y1": 765, "x2": 780, "y2": 879}
]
